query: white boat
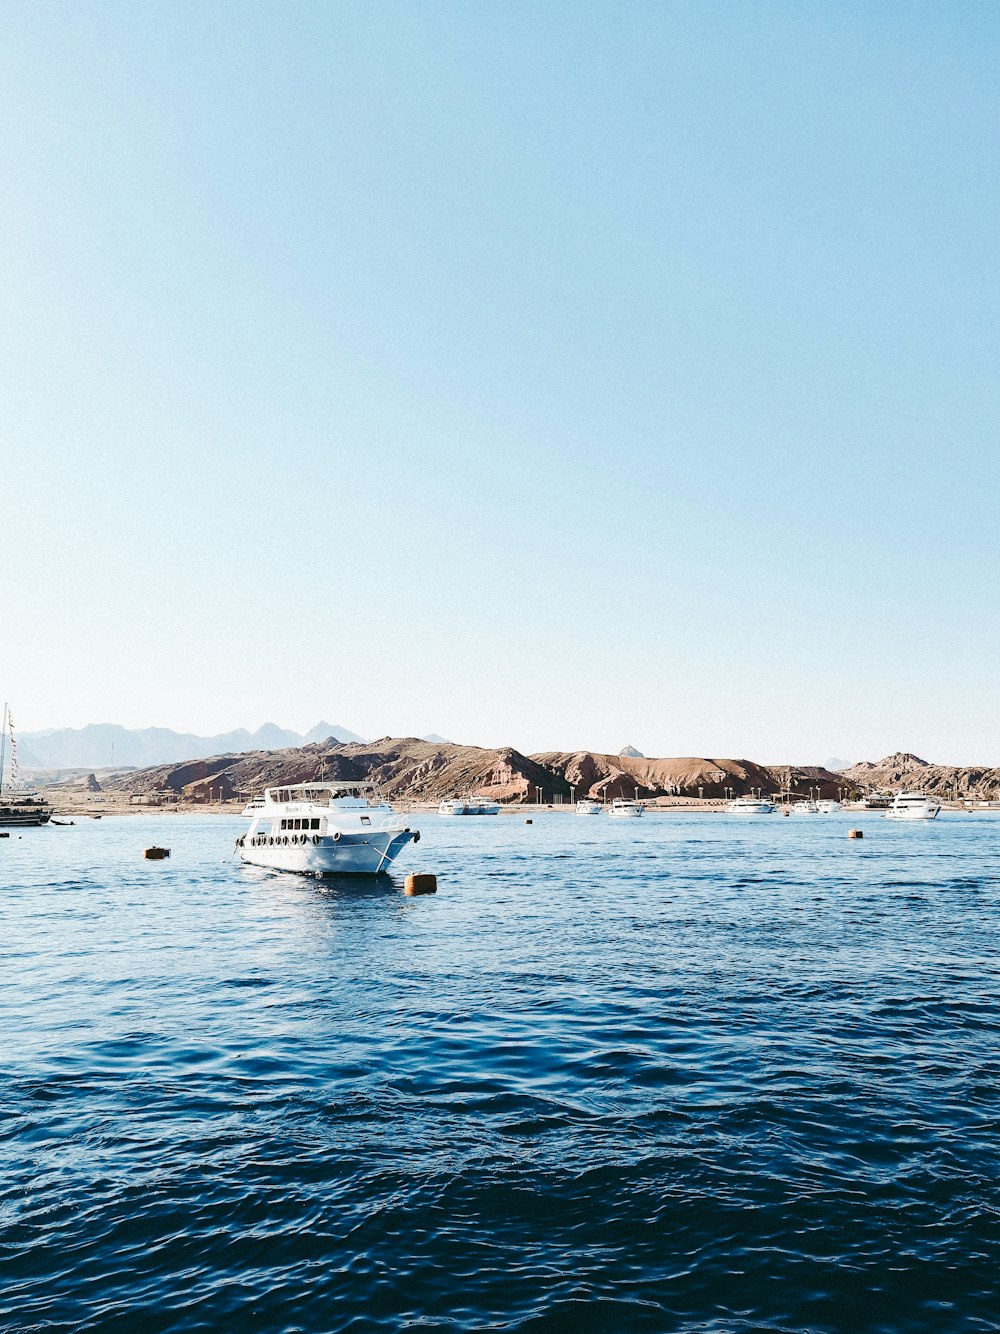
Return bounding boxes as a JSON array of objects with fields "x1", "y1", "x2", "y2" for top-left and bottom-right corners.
[
  {"x1": 241, "y1": 795, "x2": 265, "y2": 817},
  {"x1": 816, "y1": 800, "x2": 841, "y2": 813},
  {"x1": 438, "y1": 798, "x2": 501, "y2": 816},
  {"x1": 239, "y1": 782, "x2": 418, "y2": 875},
  {"x1": 726, "y1": 796, "x2": 775, "y2": 815},
  {"x1": 884, "y1": 792, "x2": 941, "y2": 821},
  {"x1": 608, "y1": 798, "x2": 644, "y2": 818},
  {"x1": 790, "y1": 800, "x2": 820, "y2": 815},
  {"x1": 0, "y1": 704, "x2": 52, "y2": 827},
  {"x1": 575, "y1": 799, "x2": 604, "y2": 816}
]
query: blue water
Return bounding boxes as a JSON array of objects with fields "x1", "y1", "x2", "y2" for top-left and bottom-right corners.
[{"x1": 3, "y1": 811, "x2": 1000, "y2": 1333}]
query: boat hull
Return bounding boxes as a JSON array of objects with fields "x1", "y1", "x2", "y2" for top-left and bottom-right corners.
[
  {"x1": 0, "y1": 809, "x2": 52, "y2": 827},
  {"x1": 240, "y1": 828, "x2": 417, "y2": 875},
  {"x1": 885, "y1": 809, "x2": 940, "y2": 821},
  {"x1": 438, "y1": 803, "x2": 500, "y2": 816}
]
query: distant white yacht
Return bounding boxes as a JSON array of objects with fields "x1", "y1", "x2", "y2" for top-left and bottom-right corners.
[
  {"x1": 816, "y1": 800, "x2": 841, "y2": 813},
  {"x1": 575, "y1": 799, "x2": 603, "y2": 815},
  {"x1": 790, "y1": 800, "x2": 820, "y2": 815},
  {"x1": 608, "y1": 798, "x2": 644, "y2": 819},
  {"x1": 438, "y1": 798, "x2": 501, "y2": 816},
  {"x1": 885, "y1": 792, "x2": 941, "y2": 821},
  {"x1": 726, "y1": 796, "x2": 775, "y2": 815},
  {"x1": 239, "y1": 781, "x2": 418, "y2": 874}
]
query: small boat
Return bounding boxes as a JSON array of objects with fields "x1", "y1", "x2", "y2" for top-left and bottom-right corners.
[
  {"x1": 575, "y1": 799, "x2": 604, "y2": 816},
  {"x1": 438, "y1": 798, "x2": 501, "y2": 816},
  {"x1": 0, "y1": 704, "x2": 52, "y2": 827},
  {"x1": 608, "y1": 798, "x2": 644, "y2": 819},
  {"x1": 239, "y1": 781, "x2": 418, "y2": 875},
  {"x1": 726, "y1": 796, "x2": 775, "y2": 815},
  {"x1": 241, "y1": 795, "x2": 265, "y2": 817},
  {"x1": 885, "y1": 792, "x2": 940, "y2": 821},
  {"x1": 861, "y1": 792, "x2": 893, "y2": 810},
  {"x1": 790, "y1": 800, "x2": 820, "y2": 815},
  {"x1": 816, "y1": 800, "x2": 841, "y2": 813}
]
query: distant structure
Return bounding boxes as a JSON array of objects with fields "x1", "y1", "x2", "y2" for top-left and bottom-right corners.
[{"x1": 619, "y1": 744, "x2": 644, "y2": 759}]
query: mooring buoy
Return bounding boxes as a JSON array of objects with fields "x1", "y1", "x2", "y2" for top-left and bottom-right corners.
[
  {"x1": 144, "y1": 846, "x2": 170, "y2": 860},
  {"x1": 849, "y1": 829, "x2": 864, "y2": 839},
  {"x1": 404, "y1": 873, "x2": 437, "y2": 895}
]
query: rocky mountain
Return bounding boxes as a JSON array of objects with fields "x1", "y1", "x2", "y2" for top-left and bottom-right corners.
[
  {"x1": 840, "y1": 753, "x2": 1000, "y2": 800},
  {"x1": 20, "y1": 720, "x2": 366, "y2": 771},
  {"x1": 103, "y1": 737, "x2": 849, "y2": 804},
  {"x1": 533, "y1": 752, "x2": 846, "y2": 801}
]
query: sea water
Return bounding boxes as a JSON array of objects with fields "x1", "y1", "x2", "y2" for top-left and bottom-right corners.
[{"x1": 2, "y1": 811, "x2": 1000, "y2": 1332}]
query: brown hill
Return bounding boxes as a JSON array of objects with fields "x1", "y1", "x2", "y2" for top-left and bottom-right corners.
[
  {"x1": 532, "y1": 751, "x2": 846, "y2": 800},
  {"x1": 106, "y1": 737, "x2": 849, "y2": 805},
  {"x1": 105, "y1": 737, "x2": 573, "y2": 804}
]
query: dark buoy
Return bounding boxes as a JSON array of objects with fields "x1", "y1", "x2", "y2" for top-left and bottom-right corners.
[
  {"x1": 849, "y1": 829, "x2": 864, "y2": 839},
  {"x1": 405, "y1": 873, "x2": 437, "y2": 895},
  {"x1": 144, "y1": 846, "x2": 170, "y2": 860},
  {"x1": 524, "y1": 818, "x2": 533, "y2": 824}
]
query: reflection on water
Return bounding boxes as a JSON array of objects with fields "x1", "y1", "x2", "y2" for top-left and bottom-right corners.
[{"x1": 2, "y1": 812, "x2": 1000, "y2": 1331}]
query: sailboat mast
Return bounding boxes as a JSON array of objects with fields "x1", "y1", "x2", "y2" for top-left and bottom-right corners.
[{"x1": 0, "y1": 703, "x2": 7, "y2": 800}]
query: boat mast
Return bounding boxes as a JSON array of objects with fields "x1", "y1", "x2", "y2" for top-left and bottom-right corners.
[{"x1": 0, "y1": 703, "x2": 6, "y2": 800}]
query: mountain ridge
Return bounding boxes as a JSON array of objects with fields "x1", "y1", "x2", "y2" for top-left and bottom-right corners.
[
  {"x1": 19, "y1": 721, "x2": 367, "y2": 771},
  {"x1": 99, "y1": 737, "x2": 850, "y2": 804}
]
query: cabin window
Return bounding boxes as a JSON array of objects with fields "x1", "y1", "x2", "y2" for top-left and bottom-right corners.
[
  {"x1": 310, "y1": 818, "x2": 320, "y2": 829},
  {"x1": 280, "y1": 819, "x2": 287, "y2": 830},
  {"x1": 292, "y1": 818, "x2": 300, "y2": 830},
  {"x1": 361, "y1": 815, "x2": 371, "y2": 826}
]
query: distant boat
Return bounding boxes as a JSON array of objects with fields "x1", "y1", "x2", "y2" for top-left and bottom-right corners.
[
  {"x1": 885, "y1": 792, "x2": 940, "y2": 821},
  {"x1": 438, "y1": 798, "x2": 501, "y2": 816},
  {"x1": 790, "y1": 800, "x2": 820, "y2": 815},
  {"x1": 239, "y1": 781, "x2": 418, "y2": 874},
  {"x1": 608, "y1": 798, "x2": 644, "y2": 819},
  {"x1": 575, "y1": 799, "x2": 603, "y2": 816},
  {"x1": 816, "y1": 800, "x2": 841, "y2": 813},
  {"x1": 0, "y1": 704, "x2": 52, "y2": 828},
  {"x1": 726, "y1": 797, "x2": 775, "y2": 815}
]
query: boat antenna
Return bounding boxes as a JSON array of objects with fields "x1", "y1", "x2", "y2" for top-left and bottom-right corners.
[{"x1": 0, "y1": 703, "x2": 6, "y2": 799}]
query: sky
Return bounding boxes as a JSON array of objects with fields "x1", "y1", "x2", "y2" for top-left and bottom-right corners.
[{"x1": 2, "y1": 1, "x2": 999, "y2": 764}]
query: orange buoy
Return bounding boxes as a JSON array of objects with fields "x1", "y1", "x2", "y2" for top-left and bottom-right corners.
[
  {"x1": 849, "y1": 829, "x2": 863, "y2": 839},
  {"x1": 404, "y1": 873, "x2": 437, "y2": 895},
  {"x1": 144, "y1": 846, "x2": 170, "y2": 860}
]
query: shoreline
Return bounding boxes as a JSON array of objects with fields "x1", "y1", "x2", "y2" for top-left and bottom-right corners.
[{"x1": 44, "y1": 797, "x2": 973, "y2": 819}]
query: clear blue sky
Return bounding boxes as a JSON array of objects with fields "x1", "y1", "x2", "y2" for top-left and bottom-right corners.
[{"x1": 3, "y1": 1, "x2": 998, "y2": 763}]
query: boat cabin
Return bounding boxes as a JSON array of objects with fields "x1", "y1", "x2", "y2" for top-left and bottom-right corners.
[{"x1": 262, "y1": 782, "x2": 382, "y2": 807}]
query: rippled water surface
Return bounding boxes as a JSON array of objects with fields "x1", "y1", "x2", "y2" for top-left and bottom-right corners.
[{"x1": 3, "y1": 810, "x2": 1000, "y2": 1332}]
